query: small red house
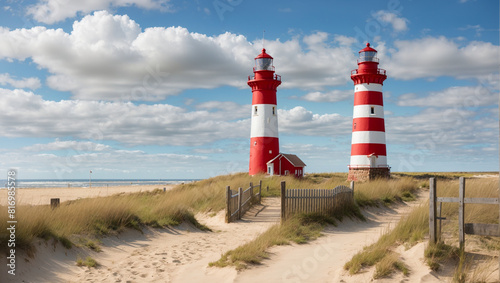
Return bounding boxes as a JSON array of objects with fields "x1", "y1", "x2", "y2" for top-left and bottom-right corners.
[{"x1": 266, "y1": 153, "x2": 306, "y2": 178}]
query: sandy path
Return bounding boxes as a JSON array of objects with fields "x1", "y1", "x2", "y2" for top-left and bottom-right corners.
[
  {"x1": 234, "y1": 201, "x2": 430, "y2": 283},
  {"x1": 5, "y1": 194, "x2": 439, "y2": 282},
  {"x1": 0, "y1": 184, "x2": 174, "y2": 206},
  {"x1": 7, "y1": 198, "x2": 281, "y2": 282}
]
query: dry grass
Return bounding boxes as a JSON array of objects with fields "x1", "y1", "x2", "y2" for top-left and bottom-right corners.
[
  {"x1": 354, "y1": 177, "x2": 419, "y2": 207},
  {"x1": 2, "y1": 171, "x2": 494, "y2": 280},
  {"x1": 0, "y1": 172, "x2": 349, "y2": 252},
  {"x1": 76, "y1": 256, "x2": 98, "y2": 268},
  {"x1": 344, "y1": 176, "x2": 498, "y2": 280},
  {"x1": 344, "y1": 204, "x2": 428, "y2": 276},
  {"x1": 212, "y1": 174, "x2": 423, "y2": 271}
]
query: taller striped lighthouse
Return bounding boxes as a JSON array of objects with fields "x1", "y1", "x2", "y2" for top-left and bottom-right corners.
[
  {"x1": 247, "y1": 49, "x2": 281, "y2": 175},
  {"x1": 348, "y1": 43, "x2": 390, "y2": 181}
]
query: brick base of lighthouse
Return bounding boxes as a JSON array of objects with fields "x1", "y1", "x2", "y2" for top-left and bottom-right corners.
[{"x1": 347, "y1": 168, "x2": 390, "y2": 182}]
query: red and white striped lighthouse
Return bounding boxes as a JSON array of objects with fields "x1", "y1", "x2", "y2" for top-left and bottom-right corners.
[
  {"x1": 247, "y1": 49, "x2": 281, "y2": 175},
  {"x1": 348, "y1": 43, "x2": 390, "y2": 181}
]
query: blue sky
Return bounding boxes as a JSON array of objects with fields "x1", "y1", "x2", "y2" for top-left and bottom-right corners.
[{"x1": 0, "y1": 0, "x2": 498, "y2": 179}]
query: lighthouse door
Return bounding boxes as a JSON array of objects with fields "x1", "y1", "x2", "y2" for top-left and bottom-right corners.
[
  {"x1": 267, "y1": 163, "x2": 274, "y2": 176},
  {"x1": 369, "y1": 155, "x2": 377, "y2": 168}
]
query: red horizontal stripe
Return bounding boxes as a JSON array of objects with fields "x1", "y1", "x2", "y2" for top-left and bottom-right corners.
[
  {"x1": 249, "y1": 137, "x2": 279, "y2": 175},
  {"x1": 251, "y1": 90, "x2": 277, "y2": 105},
  {"x1": 351, "y1": 143, "x2": 387, "y2": 156},
  {"x1": 352, "y1": 117, "x2": 385, "y2": 132},
  {"x1": 354, "y1": 91, "x2": 383, "y2": 106}
]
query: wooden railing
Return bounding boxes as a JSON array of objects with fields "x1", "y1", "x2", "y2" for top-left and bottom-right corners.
[
  {"x1": 280, "y1": 181, "x2": 354, "y2": 222},
  {"x1": 225, "y1": 181, "x2": 262, "y2": 223},
  {"x1": 429, "y1": 177, "x2": 500, "y2": 247}
]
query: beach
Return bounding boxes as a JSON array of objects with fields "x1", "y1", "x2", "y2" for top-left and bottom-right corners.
[
  {"x1": 0, "y1": 184, "x2": 449, "y2": 283},
  {"x1": 0, "y1": 184, "x2": 174, "y2": 206}
]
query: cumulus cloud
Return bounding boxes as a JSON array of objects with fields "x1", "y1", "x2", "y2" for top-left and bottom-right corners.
[
  {"x1": 267, "y1": 33, "x2": 356, "y2": 89},
  {"x1": 334, "y1": 35, "x2": 357, "y2": 46},
  {"x1": 387, "y1": 107, "x2": 497, "y2": 150},
  {"x1": 0, "y1": 88, "x2": 249, "y2": 146},
  {"x1": 27, "y1": 0, "x2": 171, "y2": 24},
  {"x1": 372, "y1": 10, "x2": 409, "y2": 33},
  {"x1": 298, "y1": 89, "x2": 352, "y2": 103},
  {"x1": 398, "y1": 85, "x2": 498, "y2": 107},
  {"x1": 0, "y1": 12, "x2": 357, "y2": 100},
  {"x1": 0, "y1": 88, "x2": 360, "y2": 147},
  {"x1": 278, "y1": 106, "x2": 351, "y2": 136},
  {"x1": 0, "y1": 73, "x2": 41, "y2": 89},
  {"x1": 385, "y1": 36, "x2": 500, "y2": 80}
]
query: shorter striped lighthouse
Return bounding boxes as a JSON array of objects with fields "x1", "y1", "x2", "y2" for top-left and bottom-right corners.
[
  {"x1": 247, "y1": 49, "x2": 281, "y2": 175},
  {"x1": 348, "y1": 43, "x2": 390, "y2": 181}
]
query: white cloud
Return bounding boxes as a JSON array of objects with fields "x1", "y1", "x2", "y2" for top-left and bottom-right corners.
[
  {"x1": 0, "y1": 13, "x2": 358, "y2": 100},
  {"x1": 398, "y1": 85, "x2": 498, "y2": 108},
  {"x1": 27, "y1": 0, "x2": 171, "y2": 24},
  {"x1": 278, "y1": 106, "x2": 351, "y2": 136},
  {"x1": 23, "y1": 140, "x2": 111, "y2": 152},
  {"x1": 0, "y1": 73, "x2": 41, "y2": 89},
  {"x1": 0, "y1": 88, "x2": 249, "y2": 146},
  {"x1": 0, "y1": 88, "x2": 359, "y2": 147},
  {"x1": 385, "y1": 36, "x2": 500, "y2": 80},
  {"x1": 372, "y1": 10, "x2": 409, "y2": 33},
  {"x1": 298, "y1": 90, "x2": 352, "y2": 103},
  {"x1": 387, "y1": 107, "x2": 497, "y2": 150},
  {"x1": 333, "y1": 35, "x2": 357, "y2": 46}
]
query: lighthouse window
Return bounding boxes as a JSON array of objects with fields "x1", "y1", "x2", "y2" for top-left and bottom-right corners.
[
  {"x1": 360, "y1": 51, "x2": 377, "y2": 62},
  {"x1": 370, "y1": 106, "x2": 375, "y2": 115},
  {"x1": 254, "y1": 106, "x2": 258, "y2": 115},
  {"x1": 272, "y1": 107, "x2": 276, "y2": 115},
  {"x1": 256, "y1": 58, "x2": 273, "y2": 70}
]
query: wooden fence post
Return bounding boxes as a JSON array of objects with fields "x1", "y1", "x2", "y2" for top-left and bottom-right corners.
[
  {"x1": 459, "y1": 177, "x2": 465, "y2": 250},
  {"x1": 259, "y1": 180, "x2": 262, "y2": 204},
  {"x1": 249, "y1": 182, "x2": 253, "y2": 203},
  {"x1": 280, "y1": 181, "x2": 286, "y2": 223},
  {"x1": 225, "y1": 186, "x2": 231, "y2": 223},
  {"x1": 350, "y1": 181, "x2": 355, "y2": 204},
  {"x1": 429, "y1": 177, "x2": 437, "y2": 244},
  {"x1": 50, "y1": 198, "x2": 60, "y2": 209},
  {"x1": 238, "y1": 187, "x2": 243, "y2": 220}
]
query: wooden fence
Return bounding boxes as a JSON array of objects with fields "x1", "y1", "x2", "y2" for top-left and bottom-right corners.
[
  {"x1": 280, "y1": 181, "x2": 354, "y2": 222},
  {"x1": 429, "y1": 176, "x2": 500, "y2": 280},
  {"x1": 225, "y1": 181, "x2": 262, "y2": 223},
  {"x1": 429, "y1": 177, "x2": 500, "y2": 247}
]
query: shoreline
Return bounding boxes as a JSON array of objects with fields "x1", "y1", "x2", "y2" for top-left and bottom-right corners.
[{"x1": 0, "y1": 184, "x2": 177, "y2": 206}]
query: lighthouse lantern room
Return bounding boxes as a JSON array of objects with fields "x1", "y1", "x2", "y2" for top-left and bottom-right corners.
[
  {"x1": 348, "y1": 43, "x2": 390, "y2": 181},
  {"x1": 247, "y1": 49, "x2": 282, "y2": 175}
]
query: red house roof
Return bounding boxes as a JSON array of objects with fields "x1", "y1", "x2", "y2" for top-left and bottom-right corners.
[{"x1": 267, "y1": 153, "x2": 306, "y2": 167}]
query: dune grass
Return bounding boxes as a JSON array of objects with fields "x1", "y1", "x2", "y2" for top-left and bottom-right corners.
[
  {"x1": 344, "y1": 204, "x2": 429, "y2": 276},
  {"x1": 76, "y1": 256, "x2": 98, "y2": 268},
  {"x1": 0, "y1": 173, "x2": 492, "y2": 280},
  {"x1": 344, "y1": 176, "x2": 498, "y2": 280},
  {"x1": 0, "y1": 172, "x2": 348, "y2": 252},
  {"x1": 211, "y1": 174, "x2": 423, "y2": 270},
  {"x1": 209, "y1": 213, "x2": 338, "y2": 270}
]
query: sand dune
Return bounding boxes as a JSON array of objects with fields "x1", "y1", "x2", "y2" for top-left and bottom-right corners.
[{"x1": 2, "y1": 187, "x2": 449, "y2": 283}]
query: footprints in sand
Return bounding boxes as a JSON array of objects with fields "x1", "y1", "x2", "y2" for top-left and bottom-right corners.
[{"x1": 74, "y1": 200, "x2": 281, "y2": 282}]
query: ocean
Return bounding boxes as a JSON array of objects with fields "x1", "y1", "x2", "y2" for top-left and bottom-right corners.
[{"x1": 5, "y1": 179, "x2": 199, "y2": 188}]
